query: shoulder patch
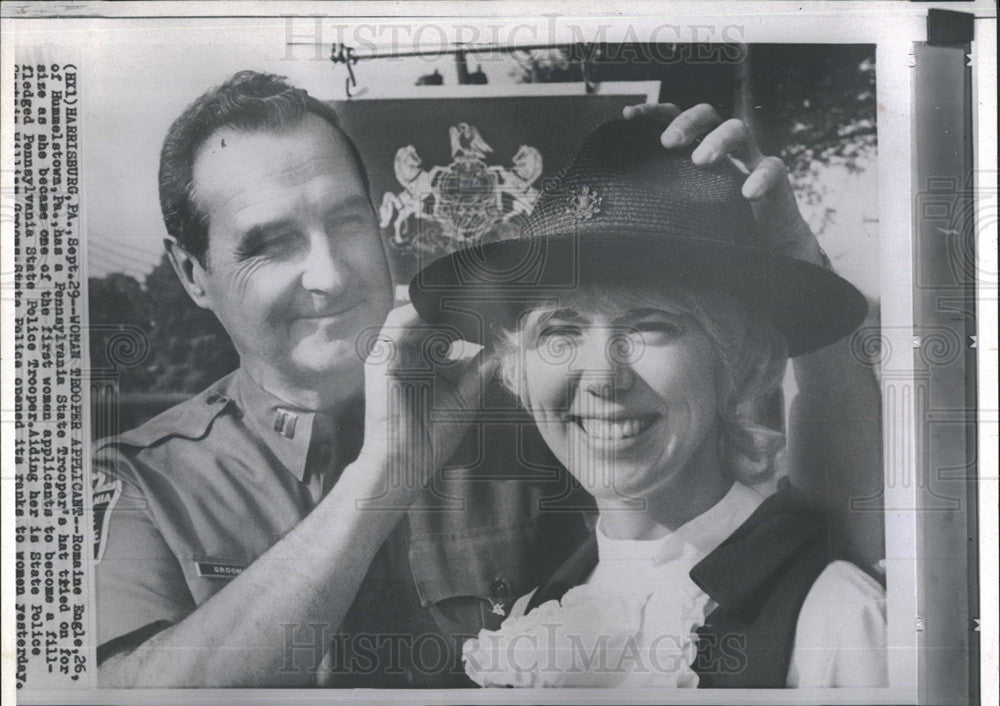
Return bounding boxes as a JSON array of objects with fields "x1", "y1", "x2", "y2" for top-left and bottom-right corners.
[{"x1": 92, "y1": 467, "x2": 122, "y2": 562}]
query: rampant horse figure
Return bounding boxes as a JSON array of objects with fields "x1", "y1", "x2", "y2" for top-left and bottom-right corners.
[
  {"x1": 378, "y1": 145, "x2": 446, "y2": 245},
  {"x1": 495, "y1": 145, "x2": 543, "y2": 222}
]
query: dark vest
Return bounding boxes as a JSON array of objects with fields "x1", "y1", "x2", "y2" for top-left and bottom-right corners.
[{"x1": 524, "y1": 481, "x2": 851, "y2": 689}]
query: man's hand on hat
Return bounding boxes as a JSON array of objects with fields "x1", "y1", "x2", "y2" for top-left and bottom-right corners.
[
  {"x1": 623, "y1": 103, "x2": 829, "y2": 268},
  {"x1": 356, "y1": 304, "x2": 497, "y2": 502}
]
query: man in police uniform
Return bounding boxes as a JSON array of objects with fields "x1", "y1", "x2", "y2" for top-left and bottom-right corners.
[
  {"x1": 93, "y1": 71, "x2": 593, "y2": 687},
  {"x1": 93, "y1": 72, "x2": 882, "y2": 687}
]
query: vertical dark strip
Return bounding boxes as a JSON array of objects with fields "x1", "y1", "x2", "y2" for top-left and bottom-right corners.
[
  {"x1": 960, "y1": 29, "x2": 980, "y2": 706},
  {"x1": 913, "y1": 36, "x2": 978, "y2": 705}
]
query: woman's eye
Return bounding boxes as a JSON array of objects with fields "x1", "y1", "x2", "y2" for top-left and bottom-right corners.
[
  {"x1": 630, "y1": 321, "x2": 682, "y2": 343},
  {"x1": 537, "y1": 325, "x2": 580, "y2": 342}
]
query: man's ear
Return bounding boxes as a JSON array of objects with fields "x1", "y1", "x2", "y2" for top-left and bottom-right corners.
[{"x1": 164, "y1": 237, "x2": 213, "y2": 310}]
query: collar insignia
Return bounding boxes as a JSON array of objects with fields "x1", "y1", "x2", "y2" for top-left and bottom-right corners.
[{"x1": 273, "y1": 409, "x2": 298, "y2": 439}]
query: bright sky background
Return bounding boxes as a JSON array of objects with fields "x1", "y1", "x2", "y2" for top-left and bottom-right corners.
[{"x1": 66, "y1": 19, "x2": 880, "y2": 299}]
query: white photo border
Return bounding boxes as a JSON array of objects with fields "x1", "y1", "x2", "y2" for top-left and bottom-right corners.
[{"x1": 2, "y1": 3, "x2": 995, "y2": 704}]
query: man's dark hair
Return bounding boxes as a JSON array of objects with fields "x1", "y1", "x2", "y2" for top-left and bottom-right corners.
[{"x1": 158, "y1": 70, "x2": 369, "y2": 265}]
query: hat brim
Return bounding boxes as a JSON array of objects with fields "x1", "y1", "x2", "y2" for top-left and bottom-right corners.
[{"x1": 409, "y1": 231, "x2": 868, "y2": 357}]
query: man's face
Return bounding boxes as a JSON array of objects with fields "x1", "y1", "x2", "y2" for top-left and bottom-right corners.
[{"x1": 190, "y1": 115, "x2": 393, "y2": 397}]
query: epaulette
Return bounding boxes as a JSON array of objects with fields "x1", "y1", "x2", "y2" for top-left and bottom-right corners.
[{"x1": 94, "y1": 372, "x2": 237, "y2": 452}]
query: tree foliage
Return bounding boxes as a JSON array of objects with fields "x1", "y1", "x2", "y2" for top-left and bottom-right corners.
[
  {"x1": 89, "y1": 254, "x2": 238, "y2": 394},
  {"x1": 745, "y1": 45, "x2": 876, "y2": 234},
  {"x1": 512, "y1": 43, "x2": 877, "y2": 234}
]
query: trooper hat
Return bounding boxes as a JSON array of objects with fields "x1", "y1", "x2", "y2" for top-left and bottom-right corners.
[{"x1": 409, "y1": 116, "x2": 866, "y2": 357}]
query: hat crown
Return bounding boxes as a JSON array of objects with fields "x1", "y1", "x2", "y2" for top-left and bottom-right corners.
[
  {"x1": 522, "y1": 117, "x2": 760, "y2": 249},
  {"x1": 409, "y1": 115, "x2": 868, "y2": 357}
]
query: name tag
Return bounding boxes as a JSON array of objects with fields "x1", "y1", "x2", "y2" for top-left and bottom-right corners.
[{"x1": 194, "y1": 560, "x2": 246, "y2": 579}]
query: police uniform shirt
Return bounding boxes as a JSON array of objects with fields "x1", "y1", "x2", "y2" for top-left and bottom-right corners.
[
  {"x1": 92, "y1": 368, "x2": 362, "y2": 656},
  {"x1": 92, "y1": 367, "x2": 589, "y2": 686}
]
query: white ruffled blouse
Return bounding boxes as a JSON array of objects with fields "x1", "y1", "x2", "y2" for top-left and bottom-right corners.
[{"x1": 462, "y1": 482, "x2": 887, "y2": 689}]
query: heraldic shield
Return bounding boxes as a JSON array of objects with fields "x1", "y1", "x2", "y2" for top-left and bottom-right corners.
[{"x1": 379, "y1": 123, "x2": 543, "y2": 253}]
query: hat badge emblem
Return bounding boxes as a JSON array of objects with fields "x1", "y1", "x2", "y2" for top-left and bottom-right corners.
[{"x1": 566, "y1": 185, "x2": 602, "y2": 221}]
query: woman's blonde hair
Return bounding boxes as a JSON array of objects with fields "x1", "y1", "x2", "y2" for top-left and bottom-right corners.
[{"x1": 493, "y1": 285, "x2": 789, "y2": 484}]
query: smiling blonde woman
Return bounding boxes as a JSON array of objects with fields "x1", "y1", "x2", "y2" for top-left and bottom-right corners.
[{"x1": 410, "y1": 114, "x2": 886, "y2": 689}]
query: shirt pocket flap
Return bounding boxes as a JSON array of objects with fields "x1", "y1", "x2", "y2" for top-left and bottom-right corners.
[{"x1": 408, "y1": 527, "x2": 537, "y2": 609}]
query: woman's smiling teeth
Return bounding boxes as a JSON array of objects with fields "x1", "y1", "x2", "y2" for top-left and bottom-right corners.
[{"x1": 568, "y1": 414, "x2": 659, "y2": 440}]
